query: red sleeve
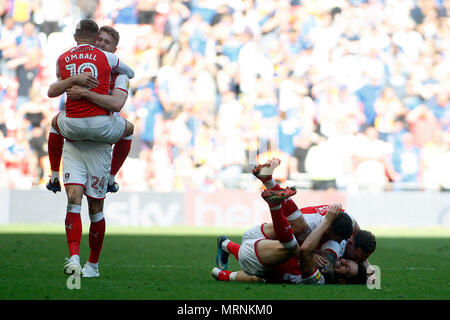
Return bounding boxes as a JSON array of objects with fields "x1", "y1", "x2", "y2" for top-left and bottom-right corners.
[{"x1": 300, "y1": 205, "x2": 329, "y2": 215}]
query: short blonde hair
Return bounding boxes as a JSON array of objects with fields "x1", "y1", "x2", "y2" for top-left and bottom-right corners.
[{"x1": 99, "y1": 26, "x2": 120, "y2": 48}]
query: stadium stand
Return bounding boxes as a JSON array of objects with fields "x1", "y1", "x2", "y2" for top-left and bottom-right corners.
[{"x1": 0, "y1": 0, "x2": 449, "y2": 192}]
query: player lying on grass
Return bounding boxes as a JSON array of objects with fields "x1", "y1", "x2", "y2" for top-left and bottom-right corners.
[
  {"x1": 250, "y1": 158, "x2": 376, "y2": 277},
  {"x1": 212, "y1": 219, "x2": 373, "y2": 284},
  {"x1": 46, "y1": 20, "x2": 135, "y2": 194},
  {"x1": 213, "y1": 186, "x2": 348, "y2": 284},
  {"x1": 212, "y1": 158, "x2": 376, "y2": 284},
  {"x1": 256, "y1": 204, "x2": 376, "y2": 282},
  {"x1": 211, "y1": 235, "x2": 368, "y2": 284}
]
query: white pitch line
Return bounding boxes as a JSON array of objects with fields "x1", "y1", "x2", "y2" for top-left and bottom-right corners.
[
  {"x1": 103, "y1": 265, "x2": 446, "y2": 271},
  {"x1": 5, "y1": 263, "x2": 448, "y2": 272},
  {"x1": 382, "y1": 267, "x2": 444, "y2": 271},
  {"x1": 102, "y1": 264, "x2": 201, "y2": 268}
]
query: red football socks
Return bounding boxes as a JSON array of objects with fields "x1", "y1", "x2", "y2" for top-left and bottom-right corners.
[
  {"x1": 65, "y1": 212, "x2": 82, "y2": 257},
  {"x1": 48, "y1": 132, "x2": 64, "y2": 173},
  {"x1": 227, "y1": 241, "x2": 240, "y2": 260},
  {"x1": 110, "y1": 138, "x2": 132, "y2": 176},
  {"x1": 281, "y1": 197, "x2": 299, "y2": 218},
  {"x1": 270, "y1": 206, "x2": 296, "y2": 247},
  {"x1": 88, "y1": 218, "x2": 106, "y2": 264},
  {"x1": 271, "y1": 183, "x2": 282, "y2": 191},
  {"x1": 218, "y1": 270, "x2": 233, "y2": 281}
]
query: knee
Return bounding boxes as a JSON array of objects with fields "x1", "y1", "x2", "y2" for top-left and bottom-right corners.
[
  {"x1": 291, "y1": 217, "x2": 309, "y2": 237},
  {"x1": 51, "y1": 116, "x2": 58, "y2": 130},
  {"x1": 298, "y1": 243, "x2": 313, "y2": 259},
  {"x1": 88, "y1": 203, "x2": 103, "y2": 216},
  {"x1": 289, "y1": 244, "x2": 301, "y2": 257},
  {"x1": 66, "y1": 189, "x2": 82, "y2": 205},
  {"x1": 126, "y1": 121, "x2": 134, "y2": 135}
]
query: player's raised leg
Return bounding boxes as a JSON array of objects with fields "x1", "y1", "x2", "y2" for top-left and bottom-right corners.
[
  {"x1": 252, "y1": 158, "x2": 281, "y2": 189},
  {"x1": 46, "y1": 116, "x2": 64, "y2": 193},
  {"x1": 261, "y1": 192, "x2": 309, "y2": 242},
  {"x1": 107, "y1": 119, "x2": 134, "y2": 193},
  {"x1": 254, "y1": 158, "x2": 307, "y2": 234},
  {"x1": 261, "y1": 186, "x2": 298, "y2": 249}
]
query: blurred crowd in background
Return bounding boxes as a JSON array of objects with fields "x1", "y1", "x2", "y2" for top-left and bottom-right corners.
[{"x1": 0, "y1": 0, "x2": 449, "y2": 192}]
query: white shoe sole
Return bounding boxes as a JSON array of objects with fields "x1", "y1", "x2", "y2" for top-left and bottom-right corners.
[
  {"x1": 82, "y1": 272, "x2": 99, "y2": 278},
  {"x1": 259, "y1": 158, "x2": 281, "y2": 176}
]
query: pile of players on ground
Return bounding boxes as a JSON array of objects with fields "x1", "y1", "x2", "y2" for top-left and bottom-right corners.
[{"x1": 212, "y1": 158, "x2": 377, "y2": 285}]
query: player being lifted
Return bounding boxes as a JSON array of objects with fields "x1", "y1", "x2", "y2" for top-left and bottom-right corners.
[{"x1": 46, "y1": 20, "x2": 134, "y2": 194}]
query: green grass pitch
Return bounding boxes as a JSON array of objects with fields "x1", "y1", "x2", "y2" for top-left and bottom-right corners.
[{"x1": 0, "y1": 225, "x2": 448, "y2": 300}]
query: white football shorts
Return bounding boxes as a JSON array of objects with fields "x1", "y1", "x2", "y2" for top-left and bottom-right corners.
[
  {"x1": 238, "y1": 225, "x2": 269, "y2": 277},
  {"x1": 62, "y1": 140, "x2": 112, "y2": 199},
  {"x1": 57, "y1": 111, "x2": 127, "y2": 144}
]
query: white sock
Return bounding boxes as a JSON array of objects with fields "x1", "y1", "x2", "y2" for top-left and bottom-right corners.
[
  {"x1": 287, "y1": 209, "x2": 303, "y2": 221},
  {"x1": 270, "y1": 204, "x2": 282, "y2": 210},
  {"x1": 264, "y1": 179, "x2": 276, "y2": 190},
  {"x1": 51, "y1": 171, "x2": 59, "y2": 182},
  {"x1": 108, "y1": 174, "x2": 116, "y2": 185},
  {"x1": 70, "y1": 255, "x2": 80, "y2": 263},
  {"x1": 86, "y1": 261, "x2": 98, "y2": 270},
  {"x1": 229, "y1": 272, "x2": 237, "y2": 281},
  {"x1": 281, "y1": 237, "x2": 298, "y2": 249},
  {"x1": 221, "y1": 239, "x2": 230, "y2": 253}
]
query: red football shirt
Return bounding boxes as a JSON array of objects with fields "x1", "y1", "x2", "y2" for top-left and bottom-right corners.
[
  {"x1": 56, "y1": 44, "x2": 120, "y2": 118},
  {"x1": 266, "y1": 257, "x2": 302, "y2": 284}
]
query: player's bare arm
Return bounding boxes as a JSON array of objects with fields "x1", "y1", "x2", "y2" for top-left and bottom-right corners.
[
  {"x1": 66, "y1": 86, "x2": 127, "y2": 113},
  {"x1": 319, "y1": 250, "x2": 339, "y2": 283},
  {"x1": 300, "y1": 204, "x2": 341, "y2": 254},
  {"x1": 297, "y1": 203, "x2": 341, "y2": 279},
  {"x1": 48, "y1": 72, "x2": 99, "y2": 98}
]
